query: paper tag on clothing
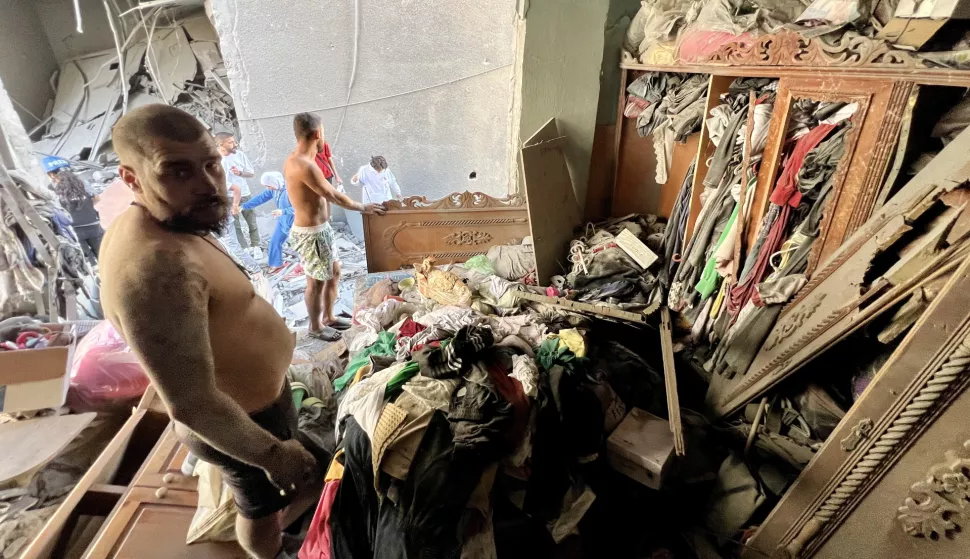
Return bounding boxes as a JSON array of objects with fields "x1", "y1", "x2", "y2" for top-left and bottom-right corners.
[{"x1": 616, "y1": 229, "x2": 659, "y2": 270}]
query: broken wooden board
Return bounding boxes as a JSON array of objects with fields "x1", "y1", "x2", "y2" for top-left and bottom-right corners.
[
  {"x1": 660, "y1": 307, "x2": 685, "y2": 456},
  {"x1": 512, "y1": 290, "x2": 650, "y2": 324},
  {"x1": 706, "y1": 123, "x2": 970, "y2": 419},
  {"x1": 745, "y1": 249, "x2": 970, "y2": 558},
  {"x1": 521, "y1": 118, "x2": 583, "y2": 284},
  {"x1": 0, "y1": 413, "x2": 96, "y2": 484}
]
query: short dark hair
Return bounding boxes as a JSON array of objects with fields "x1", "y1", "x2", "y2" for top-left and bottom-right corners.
[
  {"x1": 113, "y1": 104, "x2": 208, "y2": 163},
  {"x1": 371, "y1": 155, "x2": 388, "y2": 171},
  {"x1": 293, "y1": 112, "x2": 321, "y2": 140},
  {"x1": 213, "y1": 131, "x2": 234, "y2": 142}
]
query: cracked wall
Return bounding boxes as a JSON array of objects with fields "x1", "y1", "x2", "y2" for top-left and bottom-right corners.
[{"x1": 208, "y1": 0, "x2": 516, "y2": 211}]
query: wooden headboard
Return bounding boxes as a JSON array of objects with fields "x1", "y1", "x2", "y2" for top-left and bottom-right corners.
[{"x1": 362, "y1": 191, "x2": 531, "y2": 272}]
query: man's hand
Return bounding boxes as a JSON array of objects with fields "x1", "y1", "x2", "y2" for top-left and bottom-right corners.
[
  {"x1": 262, "y1": 439, "x2": 318, "y2": 495},
  {"x1": 232, "y1": 205, "x2": 241, "y2": 216},
  {"x1": 362, "y1": 203, "x2": 385, "y2": 215},
  {"x1": 230, "y1": 166, "x2": 242, "y2": 176},
  {"x1": 271, "y1": 209, "x2": 283, "y2": 217}
]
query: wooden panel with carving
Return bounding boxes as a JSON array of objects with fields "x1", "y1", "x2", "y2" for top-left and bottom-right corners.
[
  {"x1": 706, "y1": 125, "x2": 970, "y2": 420},
  {"x1": 743, "y1": 252, "x2": 970, "y2": 557},
  {"x1": 743, "y1": 77, "x2": 911, "y2": 274},
  {"x1": 362, "y1": 191, "x2": 531, "y2": 273}
]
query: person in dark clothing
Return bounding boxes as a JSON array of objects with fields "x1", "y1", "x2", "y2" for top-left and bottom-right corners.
[{"x1": 43, "y1": 156, "x2": 105, "y2": 263}]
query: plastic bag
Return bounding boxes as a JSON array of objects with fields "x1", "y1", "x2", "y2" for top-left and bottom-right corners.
[
  {"x1": 68, "y1": 321, "x2": 149, "y2": 411},
  {"x1": 186, "y1": 461, "x2": 238, "y2": 544}
]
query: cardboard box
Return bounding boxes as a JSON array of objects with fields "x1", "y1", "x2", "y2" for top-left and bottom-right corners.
[
  {"x1": 0, "y1": 324, "x2": 76, "y2": 413},
  {"x1": 606, "y1": 408, "x2": 675, "y2": 490},
  {"x1": 878, "y1": 0, "x2": 970, "y2": 48}
]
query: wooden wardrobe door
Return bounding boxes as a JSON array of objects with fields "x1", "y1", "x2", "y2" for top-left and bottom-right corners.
[
  {"x1": 83, "y1": 487, "x2": 244, "y2": 559},
  {"x1": 133, "y1": 425, "x2": 197, "y2": 492},
  {"x1": 743, "y1": 252, "x2": 970, "y2": 558},
  {"x1": 746, "y1": 77, "x2": 913, "y2": 274}
]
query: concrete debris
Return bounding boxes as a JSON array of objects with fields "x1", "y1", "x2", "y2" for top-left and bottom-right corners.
[{"x1": 32, "y1": 10, "x2": 236, "y2": 164}]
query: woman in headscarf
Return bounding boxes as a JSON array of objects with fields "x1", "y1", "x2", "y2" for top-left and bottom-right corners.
[
  {"x1": 239, "y1": 171, "x2": 294, "y2": 273},
  {"x1": 351, "y1": 155, "x2": 403, "y2": 204},
  {"x1": 43, "y1": 156, "x2": 104, "y2": 263}
]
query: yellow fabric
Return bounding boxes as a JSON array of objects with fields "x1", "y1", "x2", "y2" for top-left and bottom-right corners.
[
  {"x1": 326, "y1": 449, "x2": 345, "y2": 482},
  {"x1": 710, "y1": 281, "x2": 727, "y2": 319},
  {"x1": 556, "y1": 328, "x2": 587, "y2": 358}
]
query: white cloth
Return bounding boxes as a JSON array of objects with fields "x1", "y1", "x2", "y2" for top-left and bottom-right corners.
[
  {"x1": 222, "y1": 150, "x2": 254, "y2": 196},
  {"x1": 335, "y1": 361, "x2": 409, "y2": 442},
  {"x1": 352, "y1": 165, "x2": 402, "y2": 204},
  {"x1": 261, "y1": 171, "x2": 284, "y2": 190}
]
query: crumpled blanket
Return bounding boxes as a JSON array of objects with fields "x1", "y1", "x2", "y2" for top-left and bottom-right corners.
[
  {"x1": 486, "y1": 238, "x2": 536, "y2": 282},
  {"x1": 415, "y1": 258, "x2": 472, "y2": 307}
]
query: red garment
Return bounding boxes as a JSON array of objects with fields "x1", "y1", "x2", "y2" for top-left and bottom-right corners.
[
  {"x1": 730, "y1": 124, "x2": 836, "y2": 316},
  {"x1": 398, "y1": 317, "x2": 426, "y2": 339},
  {"x1": 314, "y1": 142, "x2": 335, "y2": 179},
  {"x1": 299, "y1": 479, "x2": 341, "y2": 559},
  {"x1": 485, "y1": 357, "x2": 530, "y2": 451},
  {"x1": 768, "y1": 124, "x2": 836, "y2": 208}
]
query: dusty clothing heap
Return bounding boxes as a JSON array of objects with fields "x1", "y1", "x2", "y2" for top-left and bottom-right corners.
[
  {"x1": 667, "y1": 78, "x2": 778, "y2": 318},
  {"x1": 298, "y1": 256, "x2": 668, "y2": 558},
  {"x1": 625, "y1": 72, "x2": 710, "y2": 182},
  {"x1": 551, "y1": 214, "x2": 667, "y2": 313}
]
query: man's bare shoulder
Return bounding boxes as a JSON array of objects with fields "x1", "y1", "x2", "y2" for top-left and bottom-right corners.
[
  {"x1": 283, "y1": 153, "x2": 313, "y2": 183},
  {"x1": 100, "y1": 212, "x2": 207, "y2": 312}
]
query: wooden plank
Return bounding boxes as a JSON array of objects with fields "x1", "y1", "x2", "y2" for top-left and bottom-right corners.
[
  {"x1": 620, "y1": 60, "x2": 970, "y2": 88},
  {"x1": 0, "y1": 413, "x2": 96, "y2": 484},
  {"x1": 522, "y1": 119, "x2": 583, "y2": 283},
  {"x1": 584, "y1": 123, "x2": 617, "y2": 222},
  {"x1": 659, "y1": 307, "x2": 685, "y2": 456},
  {"x1": 745, "y1": 248, "x2": 970, "y2": 558},
  {"x1": 21, "y1": 410, "x2": 147, "y2": 559},
  {"x1": 512, "y1": 290, "x2": 650, "y2": 323},
  {"x1": 684, "y1": 75, "x2": 735, "y2": 244}
]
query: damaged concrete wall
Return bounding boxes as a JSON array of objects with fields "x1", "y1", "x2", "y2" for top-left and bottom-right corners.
[
  {"x1": 0, "y1": 75, "x2": 47, "y2": 185},
  {"x1": 0, "y1": 0, "x2": 60, "y2": 130},
  {"x1": 518, "y1": 0, "x2": 610, "y2": 210},
  {"x1": 35, "y1": 0, "x2": 116, "y2": 63},
  {"x1": 597, "y1": 0, "x2": 642, "y2": 125},
  {"x1": 208, "y1": 0, "x2": 516, "y2": 208}
]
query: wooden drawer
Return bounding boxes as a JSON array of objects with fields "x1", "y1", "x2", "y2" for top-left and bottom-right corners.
[
  {"x1": 82, "y1": 487, "x2": 244, "y2": 559},
  {"x1": 133, "y1": 425, "x2": 197, "y2": 492}
]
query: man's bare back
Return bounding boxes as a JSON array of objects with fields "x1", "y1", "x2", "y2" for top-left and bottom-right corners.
[
  {"x1": 101, "y1": 207, "x2": 294, "y2": 412},
  {"x1": 284, "y1": 153, "x2": 332, "y2": 227}
]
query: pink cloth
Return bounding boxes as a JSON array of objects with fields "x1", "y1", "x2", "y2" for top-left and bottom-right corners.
[
  {"x1": 299, "y1": 479, "x2": 341, "y2": 559},
  {"x1": 678, "y1": 30, "x2": 754, "y2": 62}
]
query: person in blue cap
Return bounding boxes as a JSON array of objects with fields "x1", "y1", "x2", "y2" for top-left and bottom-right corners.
[
  {"x1": 239, "y1": 171, "x2": 294, "y2": 274},
  {"x1": 42, "y1": 156, "x2": 105, "y2": 263}
]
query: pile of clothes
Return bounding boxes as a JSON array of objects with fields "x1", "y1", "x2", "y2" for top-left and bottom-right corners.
[
  {"x1": 667, "y1": 78, "x2": 778, "y2": 319},
  {"x1": 551, "y1": 215, "x2": 667, "y2": 314},
  {"x1": 625, "y1": 72, "x2": 710, "y2": 183},
  {"x1": 297, "y1": 254, "x2": 667, "y2": 559},
  {"x1": 706, "y1": 99, "x2": 856, "y2": 378}
]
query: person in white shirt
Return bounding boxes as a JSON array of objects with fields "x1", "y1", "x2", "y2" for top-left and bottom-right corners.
[
  {"x1": 215, "y1": 132, "x2": 262, "y2": 252},
  {"x1": 351, "y1": 156, "x2": 403, "y2": 204}
]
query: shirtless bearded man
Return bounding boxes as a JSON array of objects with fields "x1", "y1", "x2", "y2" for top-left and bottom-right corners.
[
  {"x1": 100, "y1": 104, "x2": 318, "y2": 559},
  {"x1": 284, "y1": 112, "x2": 384, "y2": 341}
]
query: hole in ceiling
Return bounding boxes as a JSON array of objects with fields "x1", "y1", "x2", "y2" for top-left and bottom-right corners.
[{"x1": 469, "y1": 171, "x2": 478, "y2": 180}]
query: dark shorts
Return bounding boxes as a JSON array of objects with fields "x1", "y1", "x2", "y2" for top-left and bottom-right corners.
[{"x1": 179, "y1": 381, "x2": 298, "y2": 519}]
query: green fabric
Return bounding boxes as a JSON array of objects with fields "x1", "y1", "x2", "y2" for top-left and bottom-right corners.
[
  {"x1": 695, "y1": 201, "x2": 739, "y2": 300},
  {"x1": 537, "y1": 337, "x2": 584, "y2": 374},
  {"x1": 385, "y1": 360, "x2": 420, "y2": 398},
  {"x1": 334, "y1": 331, "x2": 397, "y2": 391},
  {"x1": 465, "y1": 255, "x2": 495, "y2": 275}
]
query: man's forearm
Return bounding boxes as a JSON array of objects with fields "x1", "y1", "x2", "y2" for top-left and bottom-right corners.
[
  {"x1": 230, "y1": 185, "x2": 241, "y2": 207},
  {"x1": 328, "y1": 190, "x2": 363, "y2": 212},
  {"x1": 175, "y1": 391, "x2": 283, "y2": 470}
]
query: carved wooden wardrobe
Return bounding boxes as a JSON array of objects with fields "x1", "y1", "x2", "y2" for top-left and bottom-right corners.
[{"x1": 599, "y1": 30, "x2": 970, "y2": 559}]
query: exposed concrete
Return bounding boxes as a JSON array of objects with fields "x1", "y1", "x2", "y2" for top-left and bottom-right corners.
[
  {"x1": 34, "y1": 0, "x2": 116, "y2": 63},
  {"x1": 0, "y1": 0, "x2": 60, "y2": 130},
  {"x1": 0, "y1": 75, "x2": 48, "y2": 185},
  {"x1": 597, "y1": 0, "x2": 642, "y2": 125},
  {"x1": 517, "y1": 0, "x2": 610, "y2": 211},
  {"x1": 209, "y1": 0, "x2": 516, "y2": 209}
]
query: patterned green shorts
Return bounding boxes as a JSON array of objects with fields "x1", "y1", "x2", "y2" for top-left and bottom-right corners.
[{"x1": 290, "y1": 223, "x2": 336, "y2": 281}]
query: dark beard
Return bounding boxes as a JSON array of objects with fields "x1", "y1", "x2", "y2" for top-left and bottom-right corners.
[{"x1": 160, "y1": 198, "x2": 230, "y2": 236}]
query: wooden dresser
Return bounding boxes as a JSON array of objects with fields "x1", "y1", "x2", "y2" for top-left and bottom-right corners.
[{"x1": 81, "y1": 425, "x2": 245, "y2": 559}]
